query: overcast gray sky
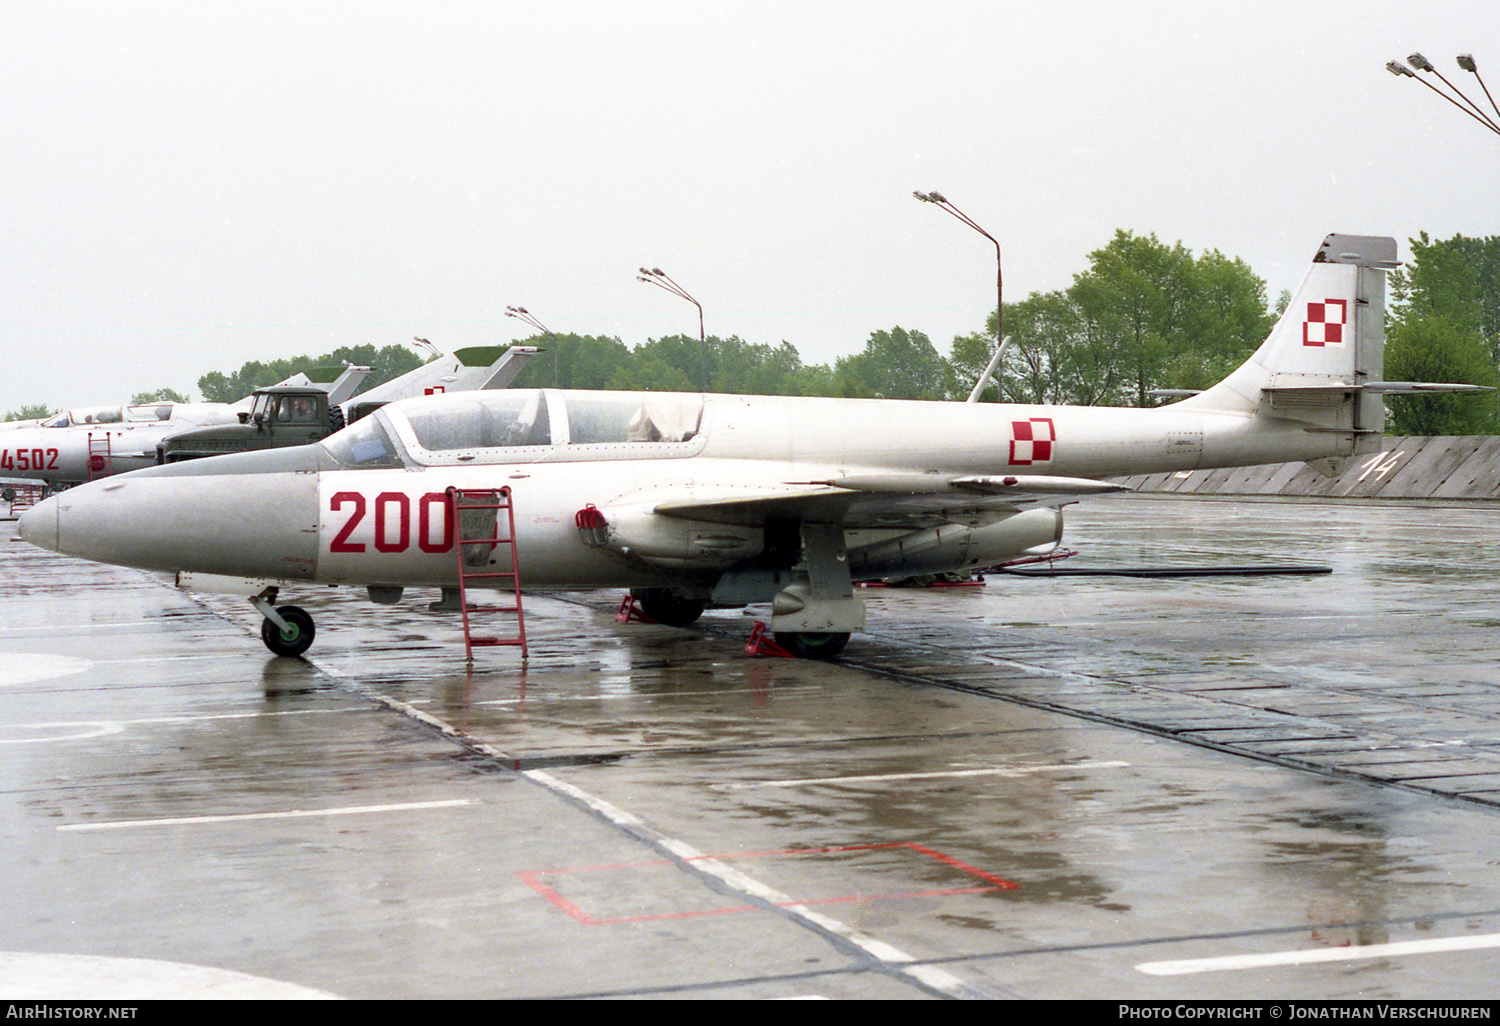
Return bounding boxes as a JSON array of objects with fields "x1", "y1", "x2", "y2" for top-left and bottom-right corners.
[{"x1": 3, "y1": 0, "x2": 1497, "y2": 414}]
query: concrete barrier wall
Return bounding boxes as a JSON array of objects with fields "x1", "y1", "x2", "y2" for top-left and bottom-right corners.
[{"x1": 1116, "y1": 436, "x2": 1500, "y2": 501}]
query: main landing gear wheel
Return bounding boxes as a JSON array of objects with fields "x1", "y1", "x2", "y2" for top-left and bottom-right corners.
[
  {"x1": 631, "y1": 587, "x2": 706, "y2": 628},
  {"x1": 772, "y1": 631, "x2": 851, "y2": 660},
  {"x1": 260, "y1": 605, "x2": 315, "y2": 657}
]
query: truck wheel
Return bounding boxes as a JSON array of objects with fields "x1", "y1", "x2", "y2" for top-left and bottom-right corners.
[{"x1": 260, "y1": 606, "x2": 316, "y2": 657}]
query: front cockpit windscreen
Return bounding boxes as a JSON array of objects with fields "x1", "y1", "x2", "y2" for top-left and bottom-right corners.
[
  {"x1": 43, "y1": 405, "x2": 125, "y2": 428},
  {"x1": 321, "y1": 413, "x2": 404, "y2": 468}
]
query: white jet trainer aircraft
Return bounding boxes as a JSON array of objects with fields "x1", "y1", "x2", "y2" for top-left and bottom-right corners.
[{"x1": 18, "y1": 235, "x2": 1482, "y2": 659}]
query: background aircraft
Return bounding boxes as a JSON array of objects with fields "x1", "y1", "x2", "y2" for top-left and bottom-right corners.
[
  {"x1": 2, "y1": 343, "x2": 537, "y2": 493},
  {"x1": 18, "y1": 235, "x2": 1487, "y2": 659},
  {"x1": 0, "y1": 365, "x2": 370, "y2": 491}
]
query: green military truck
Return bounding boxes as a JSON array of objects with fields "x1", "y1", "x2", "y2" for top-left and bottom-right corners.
[{"x1": 156, "y1": 385, "x2": 351, "y2": 463}]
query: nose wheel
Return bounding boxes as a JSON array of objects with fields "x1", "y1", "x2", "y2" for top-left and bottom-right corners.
[{"x1": 257, "y1": 604, "x2": 316, "y2": 657}]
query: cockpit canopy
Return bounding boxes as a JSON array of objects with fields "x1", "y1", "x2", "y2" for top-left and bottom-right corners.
[
  {"x1": 320, "y1": 389, "x2": 706, "y2": 469},
  {"x1": 41, "y1": 403, "x2": 175, "y2": 428}
]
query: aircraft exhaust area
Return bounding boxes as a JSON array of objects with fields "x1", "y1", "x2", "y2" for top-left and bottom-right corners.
[{"x1": 3, "y1": 497, "x2": 1500, "y2": 1001}]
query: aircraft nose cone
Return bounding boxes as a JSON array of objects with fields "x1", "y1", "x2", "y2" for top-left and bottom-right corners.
[
  {"x1": 16, "y1": 496, "x2": 58, "y2": 552},
  {"x1": 17, "y1": 470, "x2": 321, "y2": 579}
]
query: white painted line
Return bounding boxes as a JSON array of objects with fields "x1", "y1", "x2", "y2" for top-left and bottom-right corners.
[
  {"x1": 0, "y1": 652, "x2": 93, "y2": 687},
  {"x1": 0, "y1": 951, "x2": 340, "y2": 1000},
  {"x1": 0, "y1": 721, "x2": 124, "y2": 744},
  {"x1": 1137, "y1": 932, "x2": 1500, "y2": 976},
  {"x1": 718, "y1": 760, "x2": 1131, "y2": 790},
  {"x1": 333, "y1": 677, "x2": 995, "y2": 997},
  {"x1": 0, "y1": 707, "x2": 370, "y2": 744},
  {"x1": 58, "y1": 799, "x2": 475, "y2": 832},
  {"x1": 471, "y1": 684, "x2": 826, "y2": 708},
  {"x1": 522, "y1": 767, "x2": 987, "y2": 999}
]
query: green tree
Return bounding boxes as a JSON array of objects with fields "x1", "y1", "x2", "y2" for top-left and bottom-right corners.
[
  {"x1": 1068, "y1": 232, "x2": 1200, "y2": 406},
  {"x1": 197, "y1": 344, "x2": 424, "y2": 402},
  {"x1": 1384, "y1": 314, "x2": 1500, "y2": 435},
  {"x1": 3, "y1": 403, "x2": 57, "y2": 422},
  {"x1": 507, "y1": 333, "x2": 633, "y2": 390},
  {"x1": 1390, "y1": 232, "x2": 1500, "y2": 363},
  {"x1": 834, "y1": 327, "x2": 955, "y2": 399},
  {"x1": 132, "y1": 388, "x2": 190, "y2": 404},
  {"x1": 947, "y1": 230, "x2": 1271, "y2": 406}
]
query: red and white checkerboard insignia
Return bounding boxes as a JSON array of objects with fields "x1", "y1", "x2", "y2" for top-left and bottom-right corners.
[
  {"x1": 1009, "y1": 417, "x2": 1055, "y2": 465},
  {"x1": 1303, "y1": 299, "x2": 1348, "y2": 347}
]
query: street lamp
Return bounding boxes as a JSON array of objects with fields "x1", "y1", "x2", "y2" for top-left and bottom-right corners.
[
  {"x1": 505, "y1": 305, "x2": 552, "y2": 335},
  {"x1": 1457, "y1": 53, "x2": 1500, "y2": 125},
  {"x1": 1386, "y1": 55, "x2": 1500, "y2": 137},
  {"x1": 637, "y1": 267, "x2": 707, "y2": 391},
  {"x1": 914, "y1": 191, "x2": 1007, "y2": 402},
  {"x1": 505, "y1": 306, "x2": 557, "y2": 384}
]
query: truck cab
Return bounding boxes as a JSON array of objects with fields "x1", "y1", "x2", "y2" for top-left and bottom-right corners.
[{"x1": 157, "y1": 386, "x2": 346, "y2": 463}]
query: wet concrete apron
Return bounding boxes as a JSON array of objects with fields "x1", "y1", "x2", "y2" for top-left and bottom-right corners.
[{"x1": 2, "y1": 497, "x2": 1499, "y2": 999}]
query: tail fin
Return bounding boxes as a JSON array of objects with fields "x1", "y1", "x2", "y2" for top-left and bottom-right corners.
[{"x1": 1180, "y1": 234, "x2": 1397, "y2": 452}]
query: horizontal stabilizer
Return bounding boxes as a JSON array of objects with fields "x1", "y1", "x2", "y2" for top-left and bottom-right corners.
[{"x1": 1263, "y1": 381, "x2": 1493, "y2": 399}]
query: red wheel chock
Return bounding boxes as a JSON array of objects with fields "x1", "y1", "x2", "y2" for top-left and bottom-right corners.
[
  {"x1": 616, "y1": 593, "x2": 657, "y2": 624},
  {"x1": 744, "y1": 621, "x2": 795, "y2": 658}
]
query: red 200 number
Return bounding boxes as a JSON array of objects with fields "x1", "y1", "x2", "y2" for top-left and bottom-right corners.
[
  {"x1": 328, "y1": 491, "x2": 454, "y2": 554},
  {"x1": 0, "y1": 448, "x2": 59, "y2": 472}
]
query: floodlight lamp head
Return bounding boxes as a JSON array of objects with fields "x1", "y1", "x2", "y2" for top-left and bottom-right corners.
[
  {"x1": 927, "y1": 191, "x2": 948, "y2": 204},
  {"x1": 1458, "y1": 53, "x2": 1478, "y2": 73},
  {"x1": 1386, "y1": 60, "x2": 1415, "y2": 78},
  {"x1": 1408, "y1": 52, "x2": 1435, "y2": 72},
  {"x1": 638, "y1": 267, "x2": 653, "y2": 276}
]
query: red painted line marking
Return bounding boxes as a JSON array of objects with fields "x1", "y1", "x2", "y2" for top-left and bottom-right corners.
[{"x1": 519, "y1": 841, "x2": 1018, "y2": 925}]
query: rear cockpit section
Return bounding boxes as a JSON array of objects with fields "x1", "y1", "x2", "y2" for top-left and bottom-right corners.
[{"x1": 321, "y1": 389, "x2": 707, "y2": 468}]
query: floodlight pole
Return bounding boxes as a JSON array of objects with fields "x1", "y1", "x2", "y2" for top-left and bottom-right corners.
[
  {"x1": 1408, "y1": 52, "x2": 1500, "y2": 131},
  {"x1": 914, "y1": 190, "x2": 1006, "y2": 402},
  {"x1": 637, "y1": 267, "x2": 707, "y2": 391},
  {"x1": 1386, "y1": 59, "x2": 1500, "y2": 137}
]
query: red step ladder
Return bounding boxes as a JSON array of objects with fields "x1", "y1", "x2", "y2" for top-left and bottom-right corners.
[
  {"x1": 447, "y1": 486, "x2": 528, "y2": 661},
  {"x1": 87, "y1": 432, "x2": 112, "y2": 480},
  {"x1": 7, "y1": 484, "x2": 44, "y2": 514}
]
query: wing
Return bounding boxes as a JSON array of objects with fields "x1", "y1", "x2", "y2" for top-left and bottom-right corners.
[{"x1": 651, "y1": 472, "x2": 1128, "y2": 529}]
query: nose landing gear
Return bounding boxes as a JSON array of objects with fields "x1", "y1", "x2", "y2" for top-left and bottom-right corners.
[{"x1": 250, "y1": 588, "x2": 316, "y2": 657}]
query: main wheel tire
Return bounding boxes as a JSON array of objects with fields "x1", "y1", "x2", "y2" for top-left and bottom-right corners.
[
  {"x1": 630, "y1": 587, "x2": 706, "y2": 628},
  {"x1": 260, "y1": 605, "x2": 316, "y2": 657},
  {"x1": 773, "y1": 631, "x2": 851, "y2": 660}
]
